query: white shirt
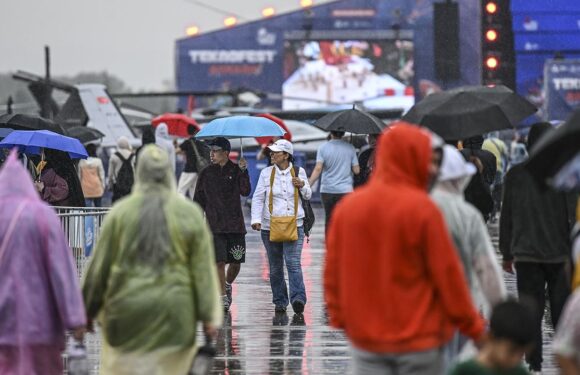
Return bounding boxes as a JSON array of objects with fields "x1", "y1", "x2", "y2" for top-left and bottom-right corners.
[{"x1": 251, "y1": 163, "x2": 312, "y2": 230}]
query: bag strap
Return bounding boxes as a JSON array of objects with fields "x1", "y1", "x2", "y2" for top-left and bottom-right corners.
[
  {"x1": 268, "y1": 166, "x2": 299, "y2": 217},
  {"x1": 0, "y1": 201, "x2": 27, "y2": 266},
  {"x1": 190, "y1": 140, "x2": 202, "y2": 160}
]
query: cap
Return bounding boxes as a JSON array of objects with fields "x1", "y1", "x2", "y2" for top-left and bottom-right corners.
[
  {"x1": 207, "y1": 137, "x2": 231, "y2": 152},
  {"x1": 268, "y1": 139, "x2": 293, "y2": 155},
  {"x1": 439, "y1": 144, "x2": 476, "y2": 181}
]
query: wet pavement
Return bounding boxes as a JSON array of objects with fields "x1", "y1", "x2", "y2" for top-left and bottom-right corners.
[{"x1": 78, "y1": 205, "x2": 559, "y2": 374}]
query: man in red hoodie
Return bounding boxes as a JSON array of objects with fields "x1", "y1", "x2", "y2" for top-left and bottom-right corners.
[{"x1": 324, "y1": 123, "x2": 485, "y2": 374}]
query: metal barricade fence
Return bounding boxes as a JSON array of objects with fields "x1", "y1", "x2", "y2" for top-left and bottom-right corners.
[{"x1": 56, "y1": 206, "x2": 109, "y2": 374}]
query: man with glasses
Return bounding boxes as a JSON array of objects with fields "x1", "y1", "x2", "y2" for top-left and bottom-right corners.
[{"x1": 194, "y1": 137, "x2": 251, "y2": 311}]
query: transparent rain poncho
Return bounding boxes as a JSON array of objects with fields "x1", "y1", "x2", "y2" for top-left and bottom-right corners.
[
  {"x1": 431, "y1": 146, "x2": 506, "y2": 318},
  {"x1": 82, "y1": 145, "x2": 222, "y2": 374},
  {"x1": 0, "y1": 150, "x2": 86, "y2": 375}
]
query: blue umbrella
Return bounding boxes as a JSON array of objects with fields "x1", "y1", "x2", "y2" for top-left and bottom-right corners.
[
  {"x1": 195, "y1": 116, "x2": 286, "y2": 139},
  {"x1": 195, "y1": 116, "x2": 286, "y2": 157},
  {"x1": 0, "y1": 130, "x2": 88, "y2": 159},
  {"x1": 0, "y1": 128, "x2": 13, "y2": 140}
]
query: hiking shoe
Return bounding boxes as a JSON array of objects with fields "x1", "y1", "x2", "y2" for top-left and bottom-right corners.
[
  {"x1": 225, "y1": 283, "x2": 233, "y2": 305},
  {"x1": 222, "y1": 295, "x2": 230, "y2": 311},
  {"x1": 292, "y1": 301, "x2": 305, "y2": 314},
  {"x1": 274, "y1": 305, "x2": 286, "y2": 313}
]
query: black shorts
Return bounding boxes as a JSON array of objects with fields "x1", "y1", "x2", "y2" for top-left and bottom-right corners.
[{"x1": 213, "y1": 233, "x2": 246, "y2": 264}]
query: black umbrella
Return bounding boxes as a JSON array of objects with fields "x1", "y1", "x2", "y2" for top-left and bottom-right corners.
[
  {"x1": 0, "y1": 113, "x2": 65, "y2": 134},
  {"x1": 314, "y1": 108, "x2": 387, "y2": 134},
  {"x1": 402, "y1": 85, "x2": 537, "y2": 140},
  {"x1": 66, "y1": 126, "x2": 105, "y2": 144},
  {"x1": 526, "y1": 111, "x2": 580, "y2": 183}
]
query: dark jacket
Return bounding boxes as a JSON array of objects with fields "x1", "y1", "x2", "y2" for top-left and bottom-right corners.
[
  {"x1": 500, "y1": 163, "x2": 576, "y2": 262},
  {"x1": 194, "y1": 160, "x2": 251, "y2": 234}
]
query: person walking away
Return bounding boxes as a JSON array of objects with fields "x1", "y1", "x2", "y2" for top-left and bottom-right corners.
[
  {"x1": 483, "y1": 136, "x2": 509, "y2": 222},
  {"x1": 554, "y1": 211, "x2": 580, "y2": 374},
  {"x1": 82, "y1": 145, "x2": 222, "y2": 374},
  {"x1": 194, "y1": 137, "x2": 251, "y2": 312},
  {"x1": 325, "y1": 123, "x2": 485, "y2": 375},
  {"x1": 251, "y1": 140, "x2": 312, "y2": 314},
  {"x1": 460, "y1": 135, "x2": 497, "y2": 222},
  {"x1": 432, "y1": 145, "x2": 506, "y2": 367},
  {"x1": 308, "y1": 130, "x2": 360, "y2": 230},
  {"x1": 78, "y1": 143, "x2": 105, "y2": 207},
  {"x1": 108, "y1": 136, "x2": 135, "y2": 203},
  {"x1": 0, "y1": 150, "x2": 86, "y2": 375},
  {"x1": 553, "y1": 236, "x2": 580, "y2": 375},
  {"x1": 354, "y1": 133, "x2": 379, "y2": 187},
  {"x1": 500, "y1": 122, "x2": 577, "y2": 374},
  {"x1": 450, "y1": 300, "x2": 535, "y2": 375},
  {"x1": 177, "y1": 125, "x2": 210, "y2": 198},
  {"x1": 155, "y1": 122, "x2": 176, "y2": 174},
  {"x1": 136, "y1": 127, "x2": 156, "y2": 163}
]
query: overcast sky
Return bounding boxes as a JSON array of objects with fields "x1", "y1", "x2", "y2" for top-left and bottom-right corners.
[{"x1": 0, "y1": 0, "x2": 334, "y2": 91}]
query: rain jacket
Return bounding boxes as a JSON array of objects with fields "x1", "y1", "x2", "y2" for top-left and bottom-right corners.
[
  {"x1": 500, "y1": 123, "x2": 577, "y2": 263},
  {"x1": 324, "y1": 123, "x2": 485, "y2": 354},
  {"x1": 0, "y1": 151, "x2": 86, "y2": 375},
  {"x1": 155, "y1": 123, "x2": 176, "y2": 173},
  {"x1": 82, "y1": 145, "x2": 222, "y2": 374},
  {"x1": 432, "y1": 147, "x2": 506, "y2": 318}
]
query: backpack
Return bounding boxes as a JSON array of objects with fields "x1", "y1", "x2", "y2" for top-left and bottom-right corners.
[
  {"x1": 294, "y1": 166, "x2": 315, "y2": 238},
  {"x1": 113, "y1": 152, "x2": 135, "y2": 200}
]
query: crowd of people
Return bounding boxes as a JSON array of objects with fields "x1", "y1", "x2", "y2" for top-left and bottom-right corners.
[{"x1": 0, "y1": 117, "x2": 579, "y2": 375}]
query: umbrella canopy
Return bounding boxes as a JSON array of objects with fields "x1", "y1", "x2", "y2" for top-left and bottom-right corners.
[
  {"x1": 0, "y1": 128, "x2": 13, "y2": 140},
  {"x1": 526, "y1": 110, "x2": 580, "y2": 183},
  {"x1": 195, "y1": 116, "x2": 285, "y2": 139},
  {"x1": 66, "y1": 126, "x2": 105, "y2": 145},
  {"x1": 0, "y1": 113, "x2": 65, "y2": 134},
  {"x1": 254, "y1": 113, "x2": 292, "y2": 145},
  {"x1": 152, "y1": 113, "x2": 200, "y2": 138},
  {"x1": 0, "y1": 130, "x2": 88, "y2": 159},
  {"x1": 314, "y1": 108, "x2": 386, "y2": 134},
  {"x1": 402, "y1": 85, "x2": 537, "y2": 140}
]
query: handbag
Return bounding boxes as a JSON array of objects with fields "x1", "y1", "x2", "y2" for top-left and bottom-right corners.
[
  {"x1": 269, "y1": 167, "x2": 299, "y2": 242},
  {"x1": 191, "y1": 140, "x2": 209, "y2": 172},
  {"x1": 293, "y1": 166, "x2": 315, "y2": 238}
]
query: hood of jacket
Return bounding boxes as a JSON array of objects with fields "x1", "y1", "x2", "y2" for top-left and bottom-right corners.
[
  {"x1": 155, "y1": 123, "x2": 171, "y2": 140},
  {"x1": 372, "y1": 122, "x2": 433, "y2": 190},
  {"x1": 0, "y1": 150, "x2": 40, "y2": 201}
]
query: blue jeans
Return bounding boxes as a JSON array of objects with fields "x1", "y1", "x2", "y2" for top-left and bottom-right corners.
[{"x1": 261, "y1": 227, "x2": 307, "y2": 308}]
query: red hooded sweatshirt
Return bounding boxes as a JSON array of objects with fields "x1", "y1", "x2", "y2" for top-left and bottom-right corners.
[{"x1": 324, "y1": 123, "x2": 485, "y2": 353}]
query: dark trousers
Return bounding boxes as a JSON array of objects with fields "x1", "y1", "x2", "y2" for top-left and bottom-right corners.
[
  {"x1": 321, "y1": 193, "x2": 347, "y2": 232},
  {"x1": 515, "y1": 261, "x2": 571, "y2": 371}
]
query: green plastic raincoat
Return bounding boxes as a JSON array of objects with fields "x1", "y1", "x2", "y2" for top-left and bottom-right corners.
[{"x1": 82, "y1": 145, "x2": 222, "y2": 375}]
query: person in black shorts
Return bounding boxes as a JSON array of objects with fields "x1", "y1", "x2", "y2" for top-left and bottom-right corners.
[{"x1": 194, "y1": 137, "x2": 251, "y2": 311}]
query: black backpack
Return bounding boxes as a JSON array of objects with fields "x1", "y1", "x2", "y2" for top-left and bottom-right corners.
[
  {"x1": 294, "y1": 166, "x2": 315, "y2": 237},
  {"x1": 113, "y1": 152, "x2": 135, "y2": 200}
]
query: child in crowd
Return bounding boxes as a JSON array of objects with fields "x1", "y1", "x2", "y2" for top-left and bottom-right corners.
[{"x1": 450, "y1": 300, "x2": 534, "y2": 375}]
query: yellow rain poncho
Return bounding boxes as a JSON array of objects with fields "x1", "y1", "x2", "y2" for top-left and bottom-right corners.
[{"x1": 82, "y1": 145, "x2": 222, "y2": 375}]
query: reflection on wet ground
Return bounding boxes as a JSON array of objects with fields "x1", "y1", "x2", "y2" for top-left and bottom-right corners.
[
  {"x1": 208, "y1": 206, "x2": 350, "y2": 374},
  {"x1": 209, "y1": 208, "x2": 558, "y2": 374},
  {"x1": 80, "y1": 206, "x2": 558, "y2": 374}
]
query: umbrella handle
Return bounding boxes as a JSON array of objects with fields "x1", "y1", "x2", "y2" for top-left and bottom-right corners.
[{"x1": 240, "y1": 138, "x2": 244, "y2": 159}]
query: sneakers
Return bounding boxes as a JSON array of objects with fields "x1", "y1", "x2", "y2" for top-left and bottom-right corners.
[
  {"x1": 225, "y1": 282, "x2": 232, "y2": 305},
  {"x1": 222, "y1": 295, "x2": 230, "y2": 311},
  {"x1": 292, "y1": 301, "x2": 305, "y2": 314},
  {"x1": 274, "y1": 305, "x2": 287, "y2": 313}
]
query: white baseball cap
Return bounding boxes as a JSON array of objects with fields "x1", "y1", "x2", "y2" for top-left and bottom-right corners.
[
  {"x1": 268, "y1": 139, "x2": 293, "y2": 155},
  {"x1": 439, "y1": 144, "x2": 477, "y2": 181}
]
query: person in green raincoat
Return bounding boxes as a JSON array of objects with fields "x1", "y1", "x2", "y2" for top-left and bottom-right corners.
[{"x1": 82, "y1": 145, "x2": 222, "y2": 375}]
